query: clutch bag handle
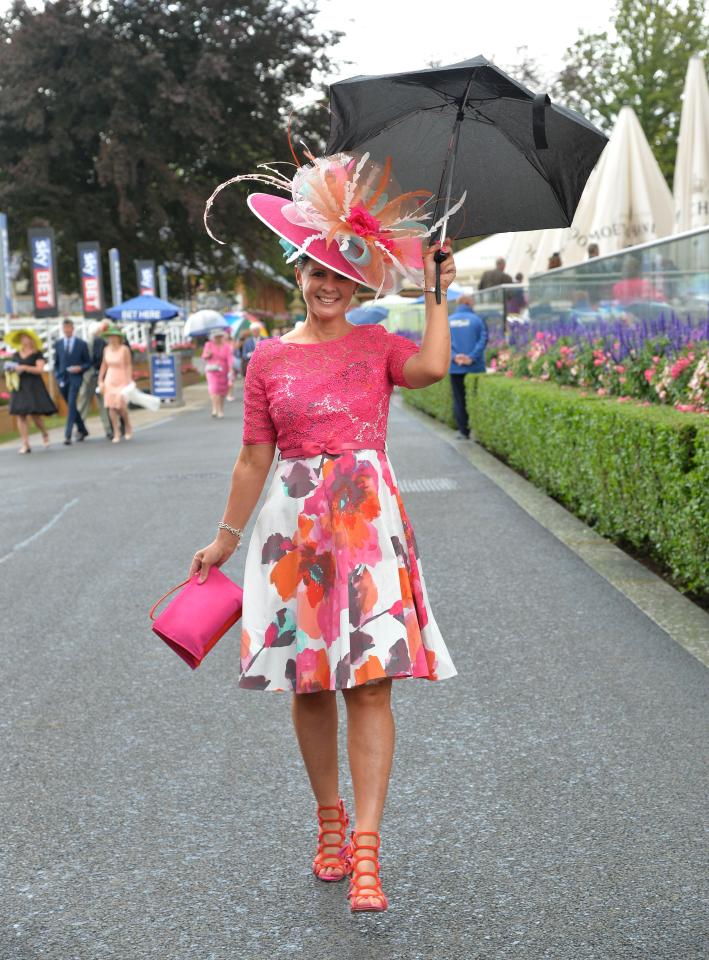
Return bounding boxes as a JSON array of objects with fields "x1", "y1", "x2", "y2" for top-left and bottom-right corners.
[{"x1": 149, "y1": 578, "x2": 191, "y2": 621}]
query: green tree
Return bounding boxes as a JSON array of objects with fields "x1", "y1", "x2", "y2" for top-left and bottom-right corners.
[
  {"x1": 0, "y1": 0, "x2": 340, "y2": 293},
  {"x1": 554, "y1": 0, "x2": 709, "y2": 185}
]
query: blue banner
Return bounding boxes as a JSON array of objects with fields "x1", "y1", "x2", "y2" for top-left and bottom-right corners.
[
  {"x1": 158, "y1": 264, "x2": 168, "y2": 301},
  {"x1": 28, "y1": 227, "x2": 59, "y2": 317},
  {"x1": 108, "y1": 248, "x2": 122, "y2": 307},
  {"x1": 150, "y1": 354, "x2": 177, "y2": 399},
  {"x1": 77, "y1": 241, "x2": 105, "y2": 318},
  {"x1": 135, "y1": 259, "x2": 156, "y2": 296},
  {"x1": 0, "y1": 213, "x2": 11, "y2": 314}
]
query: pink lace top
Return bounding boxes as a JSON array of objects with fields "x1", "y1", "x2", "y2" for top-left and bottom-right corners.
[{"x1": 242, "y1": 324, "x2": 419, "y2": 457}]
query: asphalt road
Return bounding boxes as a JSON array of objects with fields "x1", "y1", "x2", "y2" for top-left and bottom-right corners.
[{"x1": 1, "y1": 393, "x2": 707, "y2": 960}]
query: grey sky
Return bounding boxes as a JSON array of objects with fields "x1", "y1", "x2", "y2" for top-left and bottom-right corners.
[{"x1": 313, "y1": 0, "x2": 615, "y2": 90}]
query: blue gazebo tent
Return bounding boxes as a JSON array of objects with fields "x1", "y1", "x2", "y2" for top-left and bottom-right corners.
[{"x1": 106, "y1": 295, "x2": 181, "y2": 322}]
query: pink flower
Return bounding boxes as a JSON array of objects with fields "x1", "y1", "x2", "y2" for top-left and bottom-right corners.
[
  {"x1": 652, "y1": 355, "x2": 661, "y2": 363},
  {"x1": 670, "y1": 358, "x2": 691, "y2": 380},
  {"x1": 346, "y1": 204, "x2": 395, "y2": 252},
  {"x1": 555, "y1": 360, "x2": 563, "y2": 369},
  {"x1": 615, "y1": 365, "x2": 625, "y2": 374},
  {"x1": 617, "y1": 396, "x2": 632, "y2": 403},
  {"x1": 505, "y1": 370, "x2": 514, "y2": 378},
  {"x1": 644, "y1": 369, "x2": 654, "y2": 383},
  {"x1": 535, "y1": 332, "x2": 545, "y2": 341},
  {"x1": 597, "y1": 388, "x2": 607, "y2": 396},
  {"x1": 593, "y1": 358, "x2": 604, "y2": 367}
]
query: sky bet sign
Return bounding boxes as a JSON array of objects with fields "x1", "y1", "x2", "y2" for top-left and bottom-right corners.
[
  {"x1": 135, "y1": 260, "x2": 156, "y2": 296},
  {"x1": 77, "y1": 242, "x2": 105, "y2": 318},
  {"x1": 28, "y1": 227, "x2": 59, "y2": 317}
]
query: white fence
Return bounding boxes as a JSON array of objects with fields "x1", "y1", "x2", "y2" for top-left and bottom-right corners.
[{"x1": 1, "y1": 316, "x2": 186, "y2": 371}]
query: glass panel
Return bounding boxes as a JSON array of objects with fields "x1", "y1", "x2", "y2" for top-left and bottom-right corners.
[{"x1": 526, "y1": 227, "x2": 709, "y2": 337}]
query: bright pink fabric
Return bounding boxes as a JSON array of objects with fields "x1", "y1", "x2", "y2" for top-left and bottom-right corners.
[
  {"x1": 242, "y1": 324, "x2": 419, "y2": 455},
  {"x1": 202, "y1": 340, "x2": 233, "y2": 396}
]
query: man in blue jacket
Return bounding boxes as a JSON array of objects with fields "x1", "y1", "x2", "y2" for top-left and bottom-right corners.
[
  {"x1": 54, "y1": 318, "x2": 92, "y2": 445},
  {"x1": 448, "y1": 296, "x2": 488, "y2": 439}
]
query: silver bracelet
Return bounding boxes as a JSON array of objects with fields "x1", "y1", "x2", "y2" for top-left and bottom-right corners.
[
  {"x1": 422, "y1": 286, "x2": 437, "y2": 293},
  {"x1": 217, "y1": 521, "x2": 244, "y2": 540}
]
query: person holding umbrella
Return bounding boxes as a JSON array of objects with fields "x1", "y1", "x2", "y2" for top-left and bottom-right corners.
[
  {"x1": 4, "y1": 328, "x2": 57, "y2": 453},
  {"x1": 195, "y1": 152, "x2": 457, "y2": 913},
  {"x1": 98, "y1": 325, "x2": 133, "y2": 443},
  {"x1": 202, "y1": 327, "x2": 232, "y2": 418}
]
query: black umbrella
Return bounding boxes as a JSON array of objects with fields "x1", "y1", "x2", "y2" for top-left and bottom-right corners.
[{"x1": 327, "y1": 55, "x2": 608, "y2": 299}]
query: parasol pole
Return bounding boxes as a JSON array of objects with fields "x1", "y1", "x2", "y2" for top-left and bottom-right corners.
[{"x1": 433, "y1": 74, "x2": 475, "y2": 303}]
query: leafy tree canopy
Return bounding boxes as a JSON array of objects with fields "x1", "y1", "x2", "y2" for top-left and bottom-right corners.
[
  {"x1": 554, "y1": 0, "x2": 709, "y2": 185},
  {"x1": 0, "y1": 0, "x2": 340, "y2": 293}
]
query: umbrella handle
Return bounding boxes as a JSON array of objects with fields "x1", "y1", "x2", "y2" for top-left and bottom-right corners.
[{"x1": 433, "y1": 249, "x2": 448, "y2": 305}]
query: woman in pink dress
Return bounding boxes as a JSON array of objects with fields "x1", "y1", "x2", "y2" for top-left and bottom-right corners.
[
  {"x1": 202, "y1": 328, "x2": 232, "y2": 418},
  {"x1": 98, "y1": 326, "x2": 133, "y2": 443},
  {"x1": 190, "y1": 153, "x2": 457, "y2": 913}
]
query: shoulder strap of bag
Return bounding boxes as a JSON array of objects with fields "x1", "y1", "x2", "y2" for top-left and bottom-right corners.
[{"x1": 149, "y1": 579, "x2": 191, "y2": 621}]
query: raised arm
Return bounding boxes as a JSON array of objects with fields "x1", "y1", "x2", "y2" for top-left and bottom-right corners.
[
  {"x1": 402, "y1": 240, "x2": 456, "y2": 388},
  {"x1": 189, "y1": 441, "x2": 276, "y2": 582}
]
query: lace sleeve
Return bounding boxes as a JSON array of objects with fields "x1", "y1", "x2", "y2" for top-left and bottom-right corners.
[
  {"x1": 242, "y1": 345, "x2": 277, "y2": 445},
  {"x1": 387, "y1": 332, "x2": 420, "y2": 387}
]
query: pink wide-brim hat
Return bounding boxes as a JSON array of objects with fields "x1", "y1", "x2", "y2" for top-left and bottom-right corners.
[{"x1": 247, "y1": 193, "x2": 368, "y2": 287}]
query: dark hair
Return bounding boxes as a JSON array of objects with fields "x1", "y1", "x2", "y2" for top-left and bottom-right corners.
[{"x1": 295, "y1": 252, "x2": 309, "y2": 270}]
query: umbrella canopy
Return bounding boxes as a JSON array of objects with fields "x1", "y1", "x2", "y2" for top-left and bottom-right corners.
[
  {"x1": 327, "y1": 56, "x2": 608, "y2": 239},
  {"x1": 674, "y1": 56, "x2": 709, "y2": 232},
  {"x1": 525, "y1": 107, "x2": 673, "y2": 272},
  {"x1": 106, "y1": 295, "x2": 181, "y2": 322},
  {"x1": 347, "y1": 305, "x2": 390, "y2": 325},
  {"x1": 478, "y1": 105, "x2": 676, "y2": 278},
  {"x1": 184, "y1": 309, "x2": 229, "y2": 339}
]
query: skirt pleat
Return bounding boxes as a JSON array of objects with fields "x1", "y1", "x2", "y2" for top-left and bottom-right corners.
[{"x1": 239, "y1": 449, "x2": 457, "y2": 693}]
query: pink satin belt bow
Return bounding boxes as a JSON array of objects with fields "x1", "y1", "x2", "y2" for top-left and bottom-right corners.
[{"x1": 278, "y1": 440, "x2": 385, "y2": 460}]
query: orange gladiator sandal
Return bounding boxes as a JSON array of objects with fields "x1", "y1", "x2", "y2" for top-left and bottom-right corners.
[
  {"x1": 347, "y1": 831, "x2": 389, "y2": 912},
  {"x1": 312, "y1": 799, "x2": 352, "y2": 882}
]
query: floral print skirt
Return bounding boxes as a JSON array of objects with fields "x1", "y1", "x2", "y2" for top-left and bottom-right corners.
[{"x1": 239, "y1": 449, "x2": 457, "y2": 693}]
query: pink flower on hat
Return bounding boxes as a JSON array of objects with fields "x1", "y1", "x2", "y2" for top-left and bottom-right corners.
[{"x1": 346, "y1": 205, "x2": 396, "y2": 252}]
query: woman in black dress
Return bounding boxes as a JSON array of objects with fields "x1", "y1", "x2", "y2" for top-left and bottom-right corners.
[{"x1": 6, "y1": 330, "x2": 57, "y2": 453}]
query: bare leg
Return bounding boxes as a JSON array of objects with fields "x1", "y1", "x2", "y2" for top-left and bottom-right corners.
[
  {"x1": 342, "y1": 680, "x2": 395, "y2": 832},
  {"x1": 17, "y1": 415, "x2": 30, "y2": 452},
  {"x1": 109, "y1": 408, "x2": 121, "y2": 442},
  {"x1": 342, "y1": 680, "x2": 395, "y2": 909},
  {"x1": 216, "y1": 394, "x2": 225, "y2": 417},
  {"x1": 292, "y1": 690, "x2": 342, "y2": 878},
  {"x1": 122, "y1": 403, "x2": 132, "y2": 439},
  {"x1": 31, "y1": 415, "x2": 49, "y2": 446}
]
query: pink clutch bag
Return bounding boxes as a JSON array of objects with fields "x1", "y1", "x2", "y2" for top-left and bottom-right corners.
[{"x1": 149, "y1": 567, "x2": 243, "y2": 669}]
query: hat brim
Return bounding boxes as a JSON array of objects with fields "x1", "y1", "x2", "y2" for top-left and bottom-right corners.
[
  {"x1": 247, "y1": 194, "x2": 368, "y2": 288},
  {"x1": 6, "y1": 329, "x2": 43, "y2": 351}
]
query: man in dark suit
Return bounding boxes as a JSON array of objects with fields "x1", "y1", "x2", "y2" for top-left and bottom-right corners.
[
  {"x1": 478, "y1": 257, "x2": 513, "y2": 291},
  {"x1": 54, "y1": 318, "x2": 91, "y2": 445}
]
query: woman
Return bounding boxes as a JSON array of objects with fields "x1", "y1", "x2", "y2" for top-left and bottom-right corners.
[
  {"x1": 5, "y1": 329, "x2": 57, "y2": 454},
  {"x1": 202, "y1": 328, "x2": 232, "y2": 417},
  {"x1": 192, "y1": 153, "x2": 457, "y2": 912},
  {"x1": 98, "y1": 325, "x2": 133, "y2": 443}
]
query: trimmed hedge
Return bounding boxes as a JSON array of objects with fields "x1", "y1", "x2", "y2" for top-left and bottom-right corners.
[{"x1": 403, "y1": 375, "x2": 709, "y2": 598}]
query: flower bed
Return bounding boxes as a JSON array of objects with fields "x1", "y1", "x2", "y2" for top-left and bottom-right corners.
[
  {"x1": 403, "y1": 376, "x2": 709, "y2": 599},
  {"x1": 489, "y1": 311, "x2": 709, "y2": 413}
]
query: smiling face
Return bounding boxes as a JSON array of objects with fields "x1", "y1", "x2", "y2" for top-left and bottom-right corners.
[
  {"x1": 19, "y1": 333, "x2": 35, "y2": 353},
  {"x1": 295, "y1": 260, "x2": 358, "y2": 321}
]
